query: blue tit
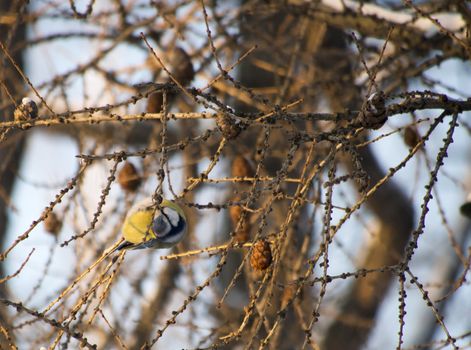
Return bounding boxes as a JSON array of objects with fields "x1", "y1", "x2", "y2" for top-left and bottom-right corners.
[{"x1": 116, "y1": 198, "x2": 187, "y2": 251}]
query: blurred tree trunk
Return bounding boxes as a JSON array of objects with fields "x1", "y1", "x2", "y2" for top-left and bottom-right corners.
[
  {"x1": 227, "y1": 8, "x2": 325, "y2": 349},
  {"x1": 0, "y1": 0, "x2": 27, "y2": 345},
  {"x1": 316, "y1": 27, "x2": 415, "y2": 350},
  {"x1": 235, "y1": 10, "x2": 416, "y2": 348}
]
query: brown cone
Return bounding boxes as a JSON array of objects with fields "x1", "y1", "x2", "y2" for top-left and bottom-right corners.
[
  {"x1": 118, "y1": 161, "x2": 141, "y2": 192},
  {"x1": 229, "y1": 203, "x2": 250, "y2": 243},
  {"x1": 281, "y1": 284, "x2": 298, "y2": 309},
  {"x1": 146, "y1": 47, "x2": 194, "y2": 113},
  {"x1": 44, "y1": 212, "x2": 62, "y2": 236},
  {"x1": 216, "y1": 114, "x2": 241, "y2": 139},
  {"x1": 169, "y1": 47, "x2": 194, "y2": 86},
  {"x1": 359, "y1": 91, "x2": 387, "y2": 129},
  {"x1": 147, "y1": 47, "x2": 194, "y2": 86},
  {"x1": 404, "y1": 126, "x2": 421, "y2": 148},
  {"x1": 250, "y1": 240, "x2": 272, "y2": 271},
  {"x1": 147, "y1": 92, "x2": 165, "y2": 113},
  {"x1": 235, "y1": 219, "x2": 251, "y2": 243},
  {"x1": 232, "y1": 155, "x2": 253, "y2": 178}
]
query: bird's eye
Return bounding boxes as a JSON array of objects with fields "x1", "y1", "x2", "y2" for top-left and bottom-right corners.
[{"x1": 153, "y1": 215, "x2": 170, "y2": 236}]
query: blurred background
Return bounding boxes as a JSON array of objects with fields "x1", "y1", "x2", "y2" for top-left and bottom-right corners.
[{"x1": 1, "y1": 0, "x2": 471, "y2": 349}]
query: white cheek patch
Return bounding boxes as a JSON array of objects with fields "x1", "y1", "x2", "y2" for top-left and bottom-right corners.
[{"x1": 163, "y1": 207, "x2": 180, "y2": 227}]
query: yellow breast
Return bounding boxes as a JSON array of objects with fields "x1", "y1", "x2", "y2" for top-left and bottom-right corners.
[{"x1": 122, "y1": 210, "x2": 157, "y2": 244}]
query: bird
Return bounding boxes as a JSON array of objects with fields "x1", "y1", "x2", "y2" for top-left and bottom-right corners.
[
  {"x1": 115, "y1": 197, "x2": 187, "y2": 251},
  {"x1": 41, "y1": 197, "x2": 187, "y2": 313}
]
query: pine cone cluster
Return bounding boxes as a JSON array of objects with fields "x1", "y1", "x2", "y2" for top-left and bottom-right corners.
[{"x1": 250, "y1": 240, "x2": 272, "y2": 271}]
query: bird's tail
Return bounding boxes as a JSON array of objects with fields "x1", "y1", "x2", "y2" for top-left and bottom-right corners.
[{"x1": 105, "y1": 237, "x2": 130, "y2": 254}]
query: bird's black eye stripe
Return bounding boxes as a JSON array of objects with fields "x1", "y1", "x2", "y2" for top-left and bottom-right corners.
[
  {"x1": 161, "y1": 210, "x2": 171, "y2": 223},
  {"x1": 165, "y1": 214, "x2": 186, "y2": 238},
  {"x1": 175, "y1": 214, "x2": 186, "y2": 230}
]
